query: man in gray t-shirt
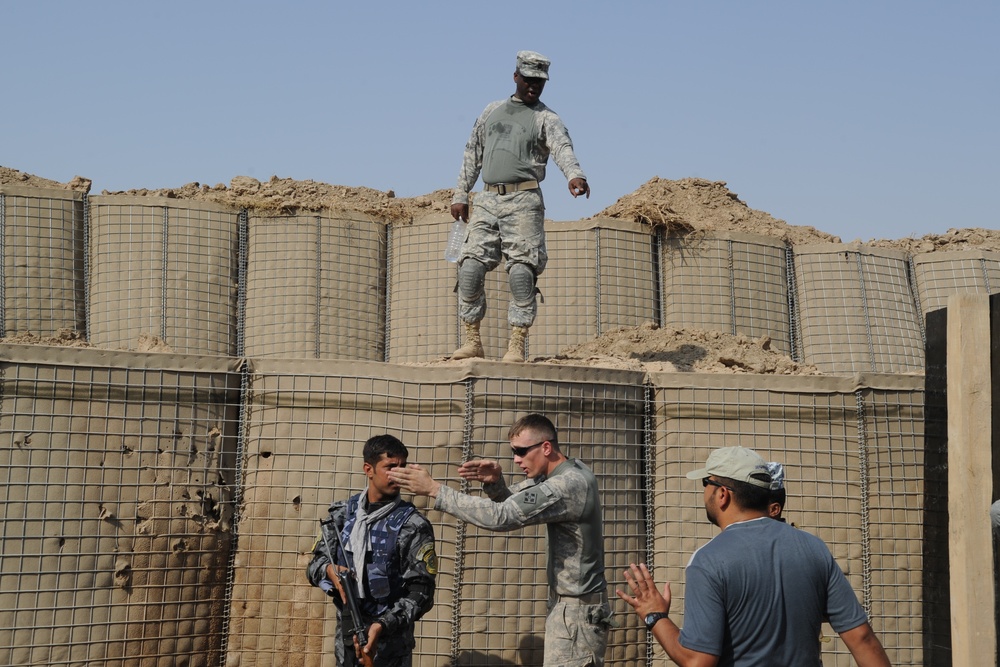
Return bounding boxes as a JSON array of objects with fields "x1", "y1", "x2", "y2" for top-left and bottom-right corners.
[
  {"x1": 389, "y1": 414, "x2": 612, "y2": 666},
  {"x1": 617, "y1": 446, "x2": 892, "y2": 667},
  {"x1": 449, "y1": 50, "x2": 590, "y2": 363}
]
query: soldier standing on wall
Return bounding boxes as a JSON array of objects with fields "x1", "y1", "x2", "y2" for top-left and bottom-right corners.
[{"x1": 449, "y1": 50, "x2": 590, "y2": 362}]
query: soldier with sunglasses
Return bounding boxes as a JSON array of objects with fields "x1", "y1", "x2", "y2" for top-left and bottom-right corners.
[{"x1": 389, "y1": 413, "x2": 611, "y2": 666}]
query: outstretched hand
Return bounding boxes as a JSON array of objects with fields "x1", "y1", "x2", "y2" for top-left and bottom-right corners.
[
  {"x1": 615, "y1": 562, "x2": 671, "y2": 618},
  {"x1": 388, "y1": 463, "x2": 441, "y2": 497},
  {"x1": 457, "y1": 459, "x2": 502, "y2": 484},
  {"x1": 568, "y1": 178, "x2": 590, "y2": 199}
]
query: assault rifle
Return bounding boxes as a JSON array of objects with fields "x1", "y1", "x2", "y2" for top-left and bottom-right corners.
[{"x1": 319, "y1": 517, "x2": 375, "y2": 667}]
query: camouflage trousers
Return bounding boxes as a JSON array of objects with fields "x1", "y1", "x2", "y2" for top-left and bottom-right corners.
[
  {"x1": 458, "y1": 188, "x2": 547, "y2": 327},
  {"x1": 543, "y1": 592, "x2": 612, "y2": 667}
]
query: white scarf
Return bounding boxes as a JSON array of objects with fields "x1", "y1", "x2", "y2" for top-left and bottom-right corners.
[{"x1": 347, "y1": 496, "x2": 400, "y2": 597}]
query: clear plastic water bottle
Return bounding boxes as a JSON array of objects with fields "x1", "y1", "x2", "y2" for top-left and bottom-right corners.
[{"x1": 444, "y1": 219, "x2": 467, "y2": 262}]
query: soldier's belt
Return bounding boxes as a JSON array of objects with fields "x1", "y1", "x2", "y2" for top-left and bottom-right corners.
[
  {"x1": 483, "y1": 180, "x2": 539, "y2": 195},
  {"x1": 553, "y1": 591, "x2": 605, "y2": 605}
]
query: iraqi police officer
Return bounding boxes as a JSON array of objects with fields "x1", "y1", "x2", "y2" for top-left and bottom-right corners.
[{"x1": 307, "y1": 434, "x2": 437, "y2": 667}]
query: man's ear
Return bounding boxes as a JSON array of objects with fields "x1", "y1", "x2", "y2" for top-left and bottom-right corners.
[{"x1": 363, "y1": 461, "x2": 374, "y2": 478}]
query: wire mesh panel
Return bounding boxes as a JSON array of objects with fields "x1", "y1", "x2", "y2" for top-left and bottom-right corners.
[
  {"x1": 0, "y1": 186, "x2": 86, "y2": 337},
  {"x1": 244, "y1": 211, "x2": 386, "y2": 361},
  {"x1": 661, "y1": 232, "x2": 791, "y2": 356},
  {"x1": 227, "y1": 359, "x2": 468, "y2": 667},
  {"x1": 647, "y1": 372, "x2": 923, "y2": 667},
  {"x1": 912, "y1": 250, "x2": 1000, "y2": 315},
  {"x1": 0, "y1": 345, "x2": 242, "y2": 667},
  {"x1": 531, "y1": 219, "x2": 658, "y2": 359},
  {"x1": 793, "y1": 245, "x2": 924, "y2": 374},
  {"x1": 387, "y1": 214, "x2": 464, "y2": 362},
  {"x1": 458, "y1": 365, "x2": 648, "y2": 666},
  {"x1": 88, "y1": 196, "x2": 239, "y2": 356},
  {"x1": 863, "y1": 387, "x2": 925, "y2": 665}
]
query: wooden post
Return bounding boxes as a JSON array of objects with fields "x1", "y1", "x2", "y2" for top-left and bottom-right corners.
[{"x1": 947, "y1": 293, "x2": 997, "y2": 663}]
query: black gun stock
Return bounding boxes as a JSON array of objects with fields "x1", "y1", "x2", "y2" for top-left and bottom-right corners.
[{"x1": 320, "y1": 517, "x2": 375, "y2": 667}]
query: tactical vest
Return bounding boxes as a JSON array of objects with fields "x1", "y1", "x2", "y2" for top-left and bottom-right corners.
[{"x1": 340, "y1": 494, "x2": 416, "y2": 615}]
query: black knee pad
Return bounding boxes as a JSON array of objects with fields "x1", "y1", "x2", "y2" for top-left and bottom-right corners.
[
  {"x1": 458, "y1": 258, "x2": 487, "y2": 300},
  {"x1": 508, "y1": 263, "x2": 536, "y2": 307}
]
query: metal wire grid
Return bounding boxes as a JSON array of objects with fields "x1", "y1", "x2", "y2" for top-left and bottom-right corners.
[
  {"x1": 88, "y1": 200, "x2": 239, "y2": 356},
  {"x1": 0, "y1": 191, "x2": 86, "y2": 337},
  {"x1": 386, "y1": 217, "x2": 463, "y2": 362},
  {"x1": 529, "y1": 228, "x2": 600, "y2": 358},
  {"x1": 595, "y1": 228, "x2": 658, "y2": 338},
  {"x1": 794, "y1": 250, "x2": 923, "y2": 374},
  {"x1": 661, "y1": 236, "x2": 791, "y2": 356},
  {"x1": 228, "y1": 367, "x2": 467, "y2": 666},
  {"x1": 453, "y1": 374, "x2": 649, "y2": 666},
  {"x1": 913, "y1": 251, "x2": 1000, "y2": 315},
  {"x1": 0, "y1": 356, "x2": 241, "y2": 667},
  {"x1": 863, "y1": 388, "x2": 925, "y2": 666},
  {"x1": 648, "y1": 381, "x2": 923, "y2": 667},
  {"x1": 243, "y1": 213, "x2": 386, "y2": 361}
]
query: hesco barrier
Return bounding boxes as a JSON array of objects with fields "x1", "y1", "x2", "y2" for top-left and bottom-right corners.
[
  {"x1": 88, "y1": 196, "x2": 240, "y2": 357},
  {"x1": 0, "y1": 186, "x2": 86, "y2": 338},
  {"x1": 792, "y1": 244, "x2": 925, "y2": 374},
  {"x1": 5, "y1": 191, "x2": 1000, "y2": 372},
  {"x1": 243, "y1": 211, "x2": 386, "y2": 361},
  {"x1": 912, "y1": 249, "x2": 1000, "y2": 315},
  {"x1": 0, "y1": 346, "x2": 925, "y2": 666},
  {"x1": 0, "y1": 345, "x2": 242, "y2": 667},
  {"x1": 661, "y1": 231, "x2": 792, "y2": 357}
]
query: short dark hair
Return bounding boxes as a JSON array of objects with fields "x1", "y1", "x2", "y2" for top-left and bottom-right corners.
[
  {"x1": 508, "y1": 414, "x2": 558, "y2": 448},
  {"x1": 716, "y1": 475, "x2": 771, "y2": 512},
  {"x1": 362, "y1": 434, "x2": 408, "y2": 465}
]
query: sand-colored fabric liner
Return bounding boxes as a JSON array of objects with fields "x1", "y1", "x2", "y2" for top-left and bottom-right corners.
[
  {"x1": 244, "y1": 211, "x2": 386, "y2": 360},
  {"x1": 87, "y1": 196, "x2": 240, "y2": 357},
  {"x1": 1, "y1": 348, "x2": 924, "y2": 666}
]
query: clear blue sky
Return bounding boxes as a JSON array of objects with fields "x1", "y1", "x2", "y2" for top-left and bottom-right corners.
[{"x1": 5, "y1": 1, "x2": 997, "y2": 242}]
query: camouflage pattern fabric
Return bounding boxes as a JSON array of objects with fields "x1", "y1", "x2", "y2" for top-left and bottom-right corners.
[
  {"x1": 458, "y1": 189, "x2": 546, "y2": 327},
  {"x1": 544, "y1": 594, "x2": 612, "y2": 667},
  {"x1": 306, "y1": 496, "x2": 437, "y2": 667},
  {"x1": 434, "y1": 458, "x2": 609, "y2": 665},
  {"x1": 452, "y1": 98, "x2": 586, "y2": 207}
]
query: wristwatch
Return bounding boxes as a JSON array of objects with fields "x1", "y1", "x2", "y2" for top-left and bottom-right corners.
[{"x1": 644, "y1": 612, "x2": 669, "y2": 629}]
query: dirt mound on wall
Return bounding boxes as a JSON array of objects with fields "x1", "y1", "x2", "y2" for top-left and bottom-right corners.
[
  {"x1": 597, "y1": 177, "x2": 840, "y2": 245},
  {"x1": 100, "y1": 175, "x2": 454, "y2": 223},
  {"x1": 537, "y1": 321, "x2": 820, "y2": 374},
  {"x1": 0, "y1": 166, "x2": 91, "y2": 193},
  {"x1": 866, "y1": 227, "x2": 1000, "y2": 254}
]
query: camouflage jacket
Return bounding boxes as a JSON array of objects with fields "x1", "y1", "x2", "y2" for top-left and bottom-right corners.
[
  {"x1": 435, "y1": 458, "x2": 605, "y2": 596},
  {"x1": 307, "y1": 494, "x2": 437, "y2": 645},
  {"x1": 452, "y1": 96, "x2": 586, "y2": 206}
]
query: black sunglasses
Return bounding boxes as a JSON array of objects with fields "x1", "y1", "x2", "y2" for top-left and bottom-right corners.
[
  {"x1": 702, "y1": 477, "x2": 734, "y2": 492},
  {"x1": 511, "y1": 440, "x2": 548, "y2": 457}
]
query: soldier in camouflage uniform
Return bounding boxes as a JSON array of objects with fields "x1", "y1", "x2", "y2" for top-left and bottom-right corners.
[
  {"x1": 390, "y1": 414, "x2": 612, "y2": 666},
  {"x1": 450, "y1": 50, "x2": 590, "y2": 362},
  {"x1": 307, "y1": 434, "x2": 437, "y2": 667}
]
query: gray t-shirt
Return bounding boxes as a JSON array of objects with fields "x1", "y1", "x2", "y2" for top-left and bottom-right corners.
[{"x1": 680, "y1": 517, "x2": 867, "y2": 666}]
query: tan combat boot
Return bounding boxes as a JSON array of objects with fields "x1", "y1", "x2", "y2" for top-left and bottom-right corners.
[
  {"x1": 502, "y1": 326, "x2": 529, "y2": 362},
  {"x1": 451, "y1": 321, "x2": 484, "y2": 360}
]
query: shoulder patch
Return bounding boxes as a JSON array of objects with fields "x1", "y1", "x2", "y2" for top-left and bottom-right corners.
[{"x1": 416, "y1": 542, "x2": 438, "y2": 575}]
